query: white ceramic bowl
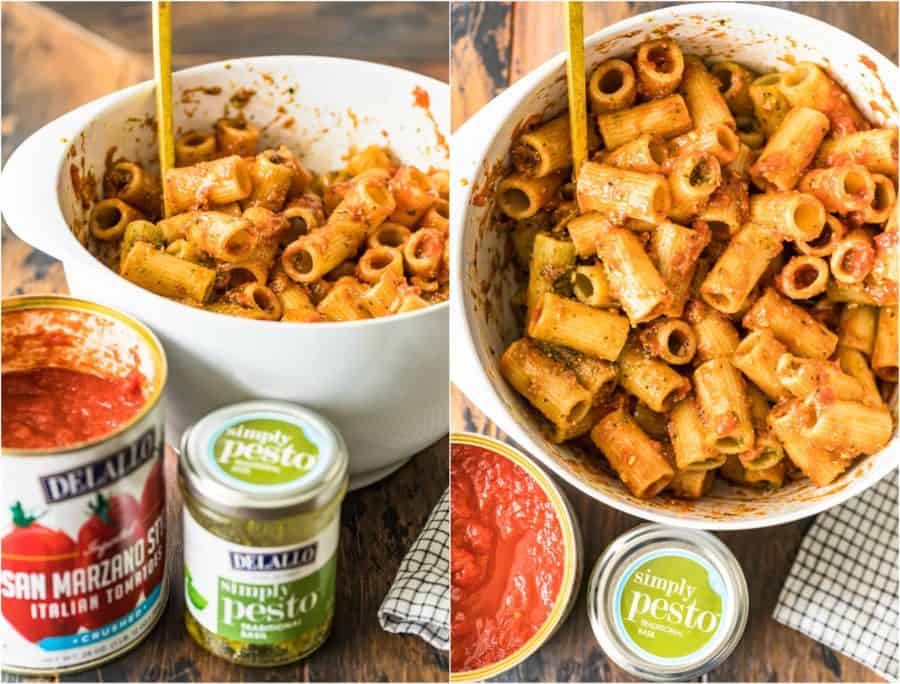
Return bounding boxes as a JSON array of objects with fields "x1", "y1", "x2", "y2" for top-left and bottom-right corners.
[
  {"x1": 2, "y1": 56, "x2": 449, "y2": 489},
  {"x1": 450, "y1": 3, "x2": 900, "y2": 529}
]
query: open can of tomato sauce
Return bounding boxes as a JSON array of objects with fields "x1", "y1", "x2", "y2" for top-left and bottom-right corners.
[
  {"x1": 1, "y1": 295, "x2": 168, "y2": 675},
  {"x1": 587, "y1": 524, "x2": 749, "y2": 682},
  {"x1": 450, "y1": 432, "x2": 583, "y2": 681}
]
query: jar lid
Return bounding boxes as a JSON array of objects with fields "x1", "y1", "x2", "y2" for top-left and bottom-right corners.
[
  {"x1": 587, "y1": 524, "x2": 748, "y2": 682},
  {"x1": 179, "y1": 400, "x2": 348, "y2": 519}
]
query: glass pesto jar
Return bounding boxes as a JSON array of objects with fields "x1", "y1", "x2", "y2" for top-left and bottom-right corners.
[
  {"x1": 587, "y1": 524, "x2": 748, "y2": 682},
  {"x1": 178, "y1": 400, "x2": 348, "y2": 667}
]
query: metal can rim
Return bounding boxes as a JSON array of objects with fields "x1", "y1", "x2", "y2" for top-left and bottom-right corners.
[
  {"x1": 586, "y1": 523, "x2": 749, "y2": 682},
  {"x1": 178, "y1": 400, "x2": 349, "y2": 519},
  {"x1": 449, "y1": 432, "x2": 583, "y2": 682},
  {"x1": 1, "y1": 295, "x2": 168, "y2": 456}
]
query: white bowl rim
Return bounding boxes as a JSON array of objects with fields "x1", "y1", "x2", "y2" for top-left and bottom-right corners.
[
  {"x1": 49, "y1": 55, "x2": 450, "y2": 331},
  {"x1": 451, "y1": 2, "x2": 900, "y2": 530}
]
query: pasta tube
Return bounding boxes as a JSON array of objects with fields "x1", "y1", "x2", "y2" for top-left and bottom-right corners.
[
  {"x1": 496, "y1": 172, "x2": 565, "y2": 219},
  {"x1": 749, "y1": 73, "x2": 790, "y2": 136},
  {"x1": 500, "y1": 337, "x2": 594, "y2": 429},
  {"x1": 680, "y1": 56, "x2": 735, "y2": 130},
  {"x1": 648, "y1": 220, "x2": 711, "y2": 317},
  {"x1": 511, "y1": 115, "x2": 573, "y2": 177},
  {"x1": 749, "y1": 191, "x2": 825, "y2": 242},
  {"x1": 159, "y1": 210, "x2": 257, "y2": 262},
  {"x1": 577, "y1": 162, "x2": 671, "y2": 224},
  {"x1": 389, "y1": 166, "x2": 438, "y2": 226},
  {"x1": 215, "y1": 117, "x2": 259, "y2": 157},
  {"x1": 164, "y1": 155, "x2": 253, "y2": 213},
  {"x1": 89, "y1": 198, "x2": 144, "y2": 241},
  {"x1": 750, "y1": 107, "x2": 830, "y2": 192},
  {"x1": 798, "y1": 164, "x2": 875, "y2": 214},
  {"x1": 527, "y1": 292, "x2": 629, "y2": 361},
  {"x1": 668, "y1": 397, "x2": 725, "y2": 471},
  {"x1": 710, "y1": 61, "x2": 756, "y2": 117},
  {"x1": 732, "y1": 330, "x2": 790, "y2": 401},
  {"x1": 596, "y1": 226, "x2": 673, "y2": 324},
  {"x1": 693, "y1": 358, "x2": 755, "y2": 454},
  {"x1": 796, "y1": 214, "x2": 846, "y2": 257},
  {"x1": 635, "y1": 39, "x2": 684, "y2": 98},
  {"x1": 602, "y1": 134, "x2": 668, "y2": 174},
  {"x1": 872, "y1": 306, "x2": 898, "y2": 381},
  {"x1": 838, "y1": 304, "x2": 877, "y2": 355},
  {"x1": 668, "y1": 468, "x2": 715, "y2": 499},
  {"x1": 685, "y1": 299, "x2": 740, "y2": 362},
  {"x1": 667, "y1": 151, "x2": 722, "y2": 222},
  {"x1": 120, "y1": 242, "x2": 215, "y2": 304},
  {"x1": 777, "y1": 353, "x2": 869, "y2": 404},
  {"x1": 571, "y1": 264, "x2": 615, "y2": 307},
  {"x1": 779, "y1": 62, "x2": 868, "y2": 136},
  {"x1": 815, "y1": 128, "x2": 898, "y2": 175},
  {"x1": 743, "y1": 288, "x2": 838, "y2": 360},
  {"x1": 800, "y1": 394, "x2": 892, "y2": 455},
  {"x1": 591, "y1": 406, "x2": 675, "y2": 498},
  {"x1": 830, "y1": 229, "x2": 875, "y2": 284},
  {"x1": 596, "y1": 94, "x2": 693, "y2": 150},
  {"x1": 775, "y1": 255, "x2": 829, "y2": 299},
  {"x1": 768, "y1": 400, "x2": 849, "y2": 486},
  {"x1": 700, "y1": 222, "x2": 783, "y2": 314},
  {"x1": 618, "y1": 343, "x2": 691, "y2": 412},
  {"x1": 103, "y1": 161, "x2": 161, "y2": 217},
  {"x1": 175, "y1": 131, "x2": 217, "y2": 167},
  {"x1": 638, "y1": 318, "x2": 696, "y2": 365},
  {"x1": 526, "y1": 233, "x2": 577, "y2": 313},
  {"x1": 589, "y1": 59, "x2": 637, "y2": 113}
]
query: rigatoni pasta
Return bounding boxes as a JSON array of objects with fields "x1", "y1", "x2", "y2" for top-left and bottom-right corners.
[
  {"x1": 89, "y1": 115, "x2": 447, "y2": 320},
  {"x1": 496, "y1": 37, "x2": 897, "y2": 500}
]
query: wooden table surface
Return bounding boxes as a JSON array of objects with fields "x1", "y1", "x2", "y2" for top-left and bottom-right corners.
[
  {"x1": 450, "y1": 2, "x2": 898, "y2": 682},
  {"x1": 1, "y1": 3, "x2": 449, "y2": 682}
]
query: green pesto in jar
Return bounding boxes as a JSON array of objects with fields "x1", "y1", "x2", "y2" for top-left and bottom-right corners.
[{"x1": 178, "y1": 401, "x2": 348, "y2": 667}]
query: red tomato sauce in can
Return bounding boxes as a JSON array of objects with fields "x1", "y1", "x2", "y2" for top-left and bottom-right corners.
[
  {"x1": 450, "y1": 442, "x2": 564, "y2": 673},
  {"x1": 2, "y1": 368, "x2": 145, "y2": 449},
  {"x1": 1, "y1": 297, "x2": 168, "y2": 675}
]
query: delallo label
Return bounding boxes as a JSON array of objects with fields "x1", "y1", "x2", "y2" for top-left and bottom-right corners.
[
  {"x1": 183, "y1": 509, "x2": 337, "y2": 646},
  {"x1": 0, "y1": 420, "x2": 167, "y2": 673},
  {"x1": 613, "y1": 549, "x2": 728, "y2": 662}
]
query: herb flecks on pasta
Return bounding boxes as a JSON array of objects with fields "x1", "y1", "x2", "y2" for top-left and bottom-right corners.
[
  {"x1": 92, "y1": 119, "x2": 448, "y2": 321},
  {"x1": 497, "y1": 39, "x2": 898, "y2": 499}
]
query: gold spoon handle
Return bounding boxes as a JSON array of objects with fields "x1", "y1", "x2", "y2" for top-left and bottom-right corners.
[
  {"x1": 152, "y1": 0, "x2": 175, "y2": 217},
  {"x1": 564, "y1": 0, "x2": 588, "y2": 182}
]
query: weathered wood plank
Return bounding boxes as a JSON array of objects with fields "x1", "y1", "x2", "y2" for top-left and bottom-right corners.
[{"x1": 450, "y1": 1, "x2": 512, "y2": 130}]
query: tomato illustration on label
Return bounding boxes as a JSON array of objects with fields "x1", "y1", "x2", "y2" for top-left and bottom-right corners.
[
  {"x1": 77, "y1": 492, "x2": 145, "y2": 630},
  {"x1": 1, "y1": 502, "x2": 79, "y2": 642},
  {"x1": 139, "y1": 458, "x2": 165, "y2": 597}
]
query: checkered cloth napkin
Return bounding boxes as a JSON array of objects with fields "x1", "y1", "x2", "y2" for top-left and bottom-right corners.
[
  {"x1": 774, "y1": 471, "x2": 899, "y2": 680},
  {"x1": 378, "y1": 489, "x2": 450, "y2": 650}
]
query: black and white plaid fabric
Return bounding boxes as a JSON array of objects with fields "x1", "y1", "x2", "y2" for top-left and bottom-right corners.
[
  {"x1": 378, "y1": 489, "x2": 450, "y2": 650},
  {"x1": 774, "y1": 471, "x2": 899, "y2": 680}
]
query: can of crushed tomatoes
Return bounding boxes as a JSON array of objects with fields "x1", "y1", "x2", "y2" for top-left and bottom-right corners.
[
  {"x1": 0, "y1": 296, "x2": 168, "y2": 675},
  {"x1": 450, "y1": 433, "x2": 583, "y2": 682}
]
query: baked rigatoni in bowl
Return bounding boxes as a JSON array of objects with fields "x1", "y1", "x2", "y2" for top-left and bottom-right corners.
[
  {"x1": 2, "y1": 56, "x2": 449, "y2": 487},
  {"x1": 451, "y1": 3, "x2": 898, "y2": 529}
]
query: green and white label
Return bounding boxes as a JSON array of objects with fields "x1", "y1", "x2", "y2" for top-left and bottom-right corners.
[
  {"x1": 183, "y1": 509, "x2": 338, "y2": 646},
  {"x1": 614, "y1": 549, "x2": 729, "y2": 663},
  {"x1": 209, "y1": 416, "x2": 322, "y2": 488}
]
